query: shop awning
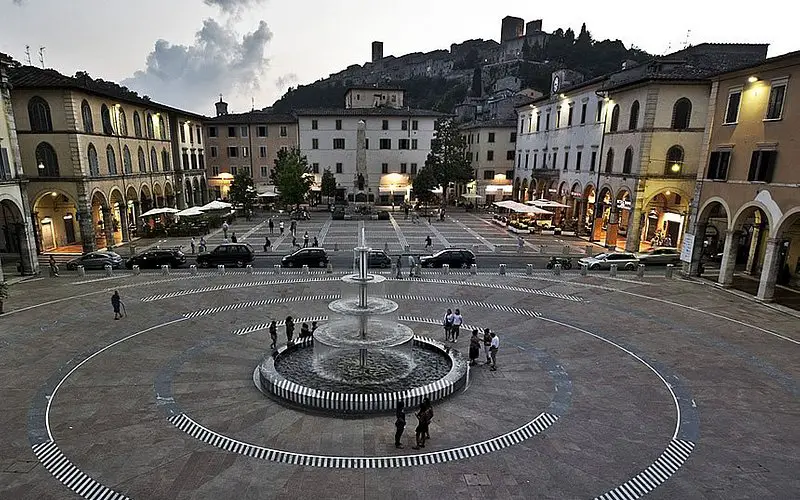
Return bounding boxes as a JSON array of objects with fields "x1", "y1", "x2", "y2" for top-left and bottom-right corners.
[
  {"x1": 494, "y1": 200, "x2": 552, "y2": 214},
  {"x1": 527, "y1": 198, "x2": 570, "y2": 209}
]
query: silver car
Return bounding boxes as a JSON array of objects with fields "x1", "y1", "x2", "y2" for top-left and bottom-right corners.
[
  {"x1": 636, "y1": 247, "x2": 680, "y2": 266},
  {"x1": 578, "y1": 252, "x2": 640, "y2": 271}
]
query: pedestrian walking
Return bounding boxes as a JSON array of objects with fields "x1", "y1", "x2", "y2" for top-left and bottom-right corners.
[
  {"x1": 412, "y1": 398, "x2": 433, "y2": 449},
  {"x1": 303, "y1": 231, "x2": 309, "y2": 248},
  {"x1": 395, "y1": 255, "x2": 403, "y2": 279},
  {"x1": 292, "y1": 236, "x2": 298, "y2": 248},
  {"x1": 269, "y1": 320, "x2": 278, "y2": 350},
  {"x1": 425, "y1": 235, "x2": 432, "y2": 250},
  {"x1": 452, "y1": 308, "x2": 463, "y2": 343},
  {"x1": 264, "y1": 236, "x2": 271, "y2": 252},
  {"x1": 469, "y1": 329, "x2": 481, "y2": 366},
  {"x1": 443, "y1": 308, "x2": 453, "y2": 342},
  {"x1": 222, "y1": 221, "x2": 229, "y2": 239},
  {"x1": 279, "y1": 221, "x2": 285, "y2": 235},
  {"x1": 190, "y1": 237, "x2": 196, "y2": 255},
  {"x1": 48, "y1": 255, "x2": 59, "y2": 277},
  {"x1": 199, "y1": 236, "x2": 207, "y2": 252},
  {"x1": 231, "y1": 231, "x2": 238, "y2": 243},
  {"x1": 517, "y1": 235, "x2": 524, "y2": 253},
  {"x1": 489, "y1": 331, "x2": 500, "y2": 371},
  {"x1": 111, "y1": 291, "x2": 123, "y2": 320},
  {"x1": 394, "y1": 400, "x2": 406, "y2": 448},
  {"x1": 313, "y1": 236, "x2": 319, "y2": 247},
  {"x1": 290, "y1": 220, "x2": 297, "y2": 235},
  {"x1": 285, "y1": 316, "x2": 295, "y2": 344},
  {"x1": 483, "y1": 328, "x2": 493, "y2": 365},
  {"x1": 268, "y1": 218, "x2": 274, "y2": 234},
  {"x1": 408, "y1": 254, "x2": 416, "y2": 277}
]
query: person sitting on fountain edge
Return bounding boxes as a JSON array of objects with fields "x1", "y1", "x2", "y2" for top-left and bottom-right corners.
[{"x1": 300, "y1": 322, "x2": 312, "y2": 339}]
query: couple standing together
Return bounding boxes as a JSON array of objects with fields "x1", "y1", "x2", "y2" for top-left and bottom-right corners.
[
  {"x1": 442, "y1": 308, "x2": 463, "y2": 343},
  {"x1": 395, "y1": 397, "x2": 433, "y2": 449}
]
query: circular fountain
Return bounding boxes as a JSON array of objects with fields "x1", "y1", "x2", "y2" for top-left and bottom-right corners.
[{"x1": 255, "y1": 230, "x2": 468, "y2": 414}]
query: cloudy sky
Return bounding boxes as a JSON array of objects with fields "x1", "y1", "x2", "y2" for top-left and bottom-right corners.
[{"x1": 2, "y1": 0, "x2": 795, "y2": 115}]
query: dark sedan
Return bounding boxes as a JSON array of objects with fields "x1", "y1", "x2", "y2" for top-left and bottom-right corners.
[
  {"x1": 66, "y1": 251, "x2": 124, "y2": 270},
  {"x1": 126, "y1": 249, "x2": 187, "y2": 269},
  {"x1": 196, "y1": 243, "x2": 255, "y2": 268},
  {"x1": 420, "y1": 248, "x2": 476, "y2": 268},
  {"x1": 368, "y1": 250, "x2": 392, "y2": 268},
  {"x1": 281, "y1": 248, "x2": 330, "y2": 268}
]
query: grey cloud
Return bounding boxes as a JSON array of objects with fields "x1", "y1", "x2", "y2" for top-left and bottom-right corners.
[
  {"x1": 122, "y1": 19, "x2": 272, "y2": 114},
  {"x1": 203, "y1": 0, "x2": 265, "y2": 15},
  {"x1": 275, "y1": 73, "x2": 298, "y2": 90}
]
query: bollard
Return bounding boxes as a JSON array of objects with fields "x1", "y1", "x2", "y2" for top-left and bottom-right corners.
[
  {"x1": 104, "y1": 264, "x2": 113, "y2": 277},
  {"x1": 637, "y1": 264, "x2": 645, "y2": 278},
  {"x1": 132, "y1": 265, "x2": 141, "y2": 275},
  {"x1": 273, "y1": 264, "x2": 281, "y2": 275},
  {"x1": 442, "y1": 264, "x2": 450, "y2": 275},
  {"x1": 526, "y1": 263, "x2": 533, "y2": 275},
  {"x1": 415, "y1": 264, "x2": 422, "y2": 277},
  {"x1": 326, "y1": 262, "x2": 333, "y2": 274},
  {"x1": 499, "y1": 263, "x2": 506, "y2": 275},
  {"x1": 470, "y1": 263, "x2": 477, "y2": 275},
  {"x1": 190, "y1": 265, "x2": 197, "y2": 275},
  {"x1": 391, "y1": 262, "x2": 397, "y2": 275},
  {"x1": 554, "y1": 263, "x2": 561, "y2": 276},
  {"x1": 161, "y1": 265, "x2": 170, "y2": 276},
  {"x1": 301, "y1": 264, "x2": 309, "y2": 274},
  {"x1": 334, "y1": 242, "x2": 339, "y2": 252},
  {"x1": 384, "y1": 242, "x2": 389, "y2": 252},
  {"x1": 217, "y1": 264, "x2": 226, "y2": 275},
  {"x1": 77, "y1": 265, "x2": 85, "y2": 277},
  {"x1": 246, "y1": 264, "x2": 254, "y2": 274},
  {"x1": 665, "y1": 264, "x2": 674, "y2": 278},
  {"x1": 563, "y1": 245, "x2": 570, "y2": 255},
  {"x1": 585, "y1": 245, "x2": 594, "y2": 256},
  {"x1": 580, "y1": 263, "x2": 588, "y2": 276},
  {"x1": 609, "y1": 264, "x2": 617, "y2": 278}
]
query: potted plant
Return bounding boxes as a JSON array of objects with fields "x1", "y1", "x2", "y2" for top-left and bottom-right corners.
[{"x1": 0, "y1": 280, "x2": 8, "y2": 315}]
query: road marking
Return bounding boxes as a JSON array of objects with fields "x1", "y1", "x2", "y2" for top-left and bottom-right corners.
[
  {"x1": 425, "y1": 220, "x2": 451, "y2": 247},
  {"x1": 32, "y1": 441, "x2": 128, "y2": 500},
  {"x1": 184, "y1": 294, "x2": 339, "y2": 319},
  {"x1": 317, "y1": 218, "x2": 332, "y2": 244},
  {"x1": 233, "y1": 316, "x2": 328, "y2": 336},
  {"x1": 450, "y1": 217, "x2": 495, "y2": 251},
  {"x1": 240, "y1": 220, "x2": 267, "y2": 241},
  {"x1": 389, "y1": 214, "x2": 409, "y2": 249}
]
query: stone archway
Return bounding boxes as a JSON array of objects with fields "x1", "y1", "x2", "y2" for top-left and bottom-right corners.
[
  {"x1": 109, "y1": 188, "x2": 128, "y2": 244},
  {"x1": 638, "y1": 189, "x2": 689, "y2": 252},
  {"x1": 164, "y1": 182, "x2": 175, "y2": 208},
  {"x1": 152, "y1": 183, "x2": 164, "y2": 208},
  {"x1": 521, "y1": 178, "x2": 529, "y2": 202},
  {"x1": 772, "y1": 209, "x2": 800, "y2": 296},
  {"x1": 90, "y1": 190, "x2": 112, "y2": 250},
  {"x1": 0, "y1": 197, "x2": 38, "y2": 275},
  {"x1": 615, "y1": 188, "x2": 632, "y2": 242},
  {"x1": 583, "y1": 184, "x2": 596, "y2": 234},
  {"x1": 32, "y1": 190, "x2": 79, "y2": 252},
  {"x1": 185, "y1": 179, "x2": 194, "y2": 207},
  {"x1": 527, "y1": 178, "x2": 536, "y2": 201},
  {"x1": 140, "y1": 185, "x2": 153, "y2": 213},
  {"x1": 514, "y1": 177, "x2": 521, "y2": 202},
  {"x1": 199, "y1": 178, "x2": 208, "y2": 205},
  {"x1": 719, "y1": 203, "x2": 772, "y2": 297},
  {"x1": 192, "y1": 178, "x2": 201, "y2": 208}
]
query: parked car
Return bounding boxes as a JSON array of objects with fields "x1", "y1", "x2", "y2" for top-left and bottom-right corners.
[
  {"x1": 578, "y1": 252, "x2": 639, "y2": 271},
  {"x1": 636, "y1": 247, "x2": 680, "y2": 266},
  {"x1": 66, "y1": 251, "x2": 124, "y2": 270},
  {"x1": 281, "y1": 247, "x2": 330, "y2": 268},
  {"x1": 420, "y1": 248, "x2": 476, "y2": 268},
  {"x1": 196, "y1": 243, "x2": 255, "y2": 268},
  {"x1": 126, "y1": 249, "x2": 187, "y2": 269},
  {"x1": 367, "y1": 250, "x2": 392, "y2": 268}
]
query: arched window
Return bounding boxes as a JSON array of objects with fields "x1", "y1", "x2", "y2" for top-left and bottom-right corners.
[
  {"x1": 35, "y1": 142, "x2": 59, "y2": 176},
  {"x1": 146, "y1": 113, "x2": 155, "y2": 138},
  {"x1": 106, "y1": 145, "x2": 118, "y2": 174},
  {"x1": 605, "y1": 148, "x2": 614, "y2": 173},
  {"x1": 671, "y1": 98, "x2": 692, "y2": 129},
  {"x1": 133, "y1": 112, "x2": 142, "y2": 138},
  {"x1": 101, "y1": 104, "x2": 114, "y2": 135},
  {"x1": 609, "y1": 104, "x2": 620, "y2": 132},
  {"x1": 623, "y1": 146, "x2": 634, "y2": 174},
  {"x1": 665, "y1": 145, "x2": 685, "y2": 175},
  {"x1": 628, "y1": 100, "x2": 639, "y2": 130},
  {"x1": 161, "y1": 149, "x2": 171, "y2": 171},
  {"x1": 81, "y1": 100, "x2": 93, "y2": 133},
  {"x1": 123, "y1": 146, "x2": 133, "y2": 173},
  {"x1": 159, "y1": 116, "x2": 167, "y2": 140},
  {"x1": 28, "y1": 96, "x2": 53, "y2": 132},
  {"x1": 150, "y1": 147, "x2": 159, "y2": 172},
  {"x1": 118, "y1": 108, "x2": 128, "y2": 136},
  {"x1": 87, "y1": 144, "x2": 100, "y2": 176},
  {"x1": 138, "y1": 147, "x2": 147, "y2": 172}
]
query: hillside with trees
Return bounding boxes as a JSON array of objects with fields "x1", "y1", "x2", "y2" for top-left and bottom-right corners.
[{"x1": 271, "y1": 23, "x2": 650, "y2": 113}]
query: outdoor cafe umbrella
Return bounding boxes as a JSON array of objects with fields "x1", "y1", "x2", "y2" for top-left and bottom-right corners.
[
  {"x1": 139, "y1": 207, "x2": 179, "y2": 217},
  {"x1": 527, "y1": 198, "x2": 570, "y2": 209},
  {"x1": 199, "y1": 200, "x2": 233, "y2": 211},
  {"x1": 176, "y1": 206, "x2": 205, "y2": 217}
]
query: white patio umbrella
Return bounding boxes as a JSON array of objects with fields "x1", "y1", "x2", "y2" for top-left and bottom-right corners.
[
  {"x1": 199, "y1": 200, "x2": 233, "y2": 211},
  {"x1": 176, "y1": 206, "x2": 205, "y2": 217},
  {"x1": 527, "y1": 199, "x2": 570, "y2": 209},
  {"x1": 139, "y1": 207, "x2": 179, "y2": 217}
]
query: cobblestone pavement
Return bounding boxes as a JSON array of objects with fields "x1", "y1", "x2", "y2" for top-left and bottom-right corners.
[{"x1": 0, "y1": 268, "x2": 797, "y2": 499}]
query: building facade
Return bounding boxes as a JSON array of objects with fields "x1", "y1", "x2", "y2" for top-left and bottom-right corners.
[
  {"x1": 461, "y1": 120, "x2": 517, "y2": 203},
  {"x1": 687, "y1": 50, "x2": 800, "y2": 300},
  {"x1": 0, "y1": 54, "x2": 38, "y2": 275},
  {"x1": 297, "y1": 89, "x2": 444, "y2": 204},
  {"x1": 170, "y1": 112, "x2": 208, "y2": 209},
  {"x1": 204, "y1": 99, "x2": 298, "y2": 200},
  {"x1": 9, "y1": 65, "x2": 206, "y2": 253}
]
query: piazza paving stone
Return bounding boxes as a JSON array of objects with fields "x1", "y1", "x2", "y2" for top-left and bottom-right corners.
[{"x1": 0, "y1": 267, "x2": 797, "y2": 499}]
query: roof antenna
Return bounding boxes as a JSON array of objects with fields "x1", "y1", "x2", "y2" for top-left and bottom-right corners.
[
  {"x1": 25, "y1": 45, "x2": 31, "y2": 65},
  {"x1": 38, "y1": 46, "x2": 46, "y2": 68},
  {"x1": 251, "y1": 96, "x2": 255, "y2": 111},
  {"x1": 683, "y1": 30, "x2": 692, "y2": 49}
]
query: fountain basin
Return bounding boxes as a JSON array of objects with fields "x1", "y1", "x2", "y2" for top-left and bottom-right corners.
[
  {"x1": 328, "y1": 297, "x2": 398, "y2": 316},
  {"x1": 313, "y1": 318, "x2": 413, "y2": 349}
]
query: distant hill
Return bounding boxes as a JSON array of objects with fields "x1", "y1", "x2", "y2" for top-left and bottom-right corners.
[{"x1": 271, "y1": 23, "x2": 651, "y2": 113}]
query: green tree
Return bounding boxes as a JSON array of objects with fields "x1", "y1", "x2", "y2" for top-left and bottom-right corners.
[
  {"x1": 424, "y1": 119, "x2": 473, "y2": 206},
  {"x1": 271, "y1": 148, "x2": 314, "y2": 208},
  {"x1": 412, "y1": 165, "x2": 438, "y2": 204},
  {"x1": 228, "y1": 169, "x2": 259, "y2": 220},
  {"x1": 321, "y1": 167, "x2": 337, "y2": 204}
]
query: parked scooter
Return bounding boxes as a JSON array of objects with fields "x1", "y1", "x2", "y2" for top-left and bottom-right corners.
[{"x1": 546, "y1": 256, "x2": 573, "y2": 270}]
